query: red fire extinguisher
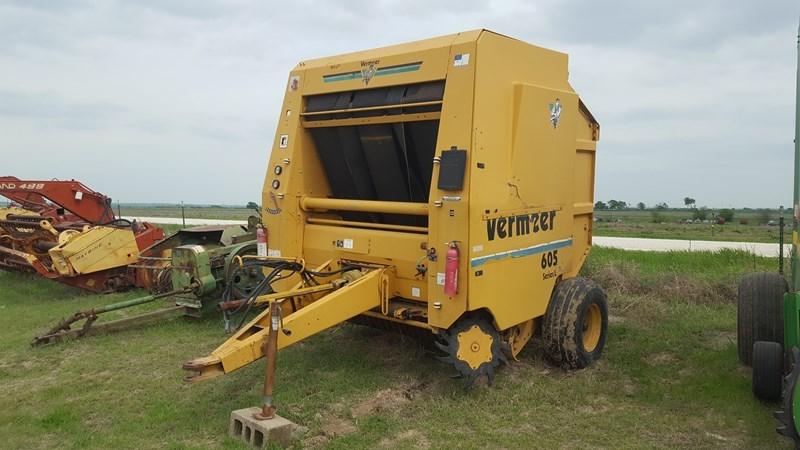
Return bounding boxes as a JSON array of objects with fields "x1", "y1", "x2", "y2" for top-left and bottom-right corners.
[
  {"x1": 444, "y1": 241, "x2": 459, "y2": 296},
  {"x1": 257, "y1": 226, "x2": 268, "y2": 257}
]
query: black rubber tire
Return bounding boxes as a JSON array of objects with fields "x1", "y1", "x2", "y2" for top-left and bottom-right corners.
[
  {"x1": 752, "y1": 340, "x2": 784, "y2": 402},
  {"x1": 542, "y1": 277, "x2": 608, "y2": 369},
  {"x1": 737, "y1": 272, "x2": 788, "y2": 366},
  {"x1": 776, "y1": 347, "x2": 800, "y2": 443}
]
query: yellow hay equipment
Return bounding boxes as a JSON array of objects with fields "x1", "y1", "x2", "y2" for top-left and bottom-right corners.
[{"x1": 185, "y1": 30, "x2": 604, "y2": 398}]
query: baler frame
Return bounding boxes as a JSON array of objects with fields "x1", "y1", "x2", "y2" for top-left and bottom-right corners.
[{"x1": 186, "y1": 30, "x2": 606, "y2": 435}]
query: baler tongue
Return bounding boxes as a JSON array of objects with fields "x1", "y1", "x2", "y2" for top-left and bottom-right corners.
[{"x1": 182, "y1": 262, "x2": 394, "y2": 382}]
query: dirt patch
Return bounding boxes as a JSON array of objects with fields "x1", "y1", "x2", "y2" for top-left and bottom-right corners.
[
  {"x1": 320, "y1": 416, "x2": 357, "y2": 437},
  {"x1": 577, "y1": 394, "x2": 611, "y2": 415},
  {"x1": 608, "y1": 315, "x2": 625, "y2": 324},
  {"x1": 350, "y1": 381, "x2": 427, "y2": 418},
  {"x1": 301, "y1": 435, "x2": 329, "y2": 449},
  {"x1": 735, "y1": 365, "x2": 751, "y2": 378},
  {"x1": 313, "y1": 381, "x2": 429, "y2": 442},
  {"x1": 378, "y1": 429, "x2": 431, "y2": 449},
  {"x1": 702, "y1": 331, "x2": 736, "y2": 350},
  {"x1": 622, "y1": 377, "x2": 639, "y2": 397},
  {"x1": 647, "y1": 352, "x2": 676, "y2": 366},
  {"x1": 704, "y1": 431, "x2": 732, "y2": 443}
]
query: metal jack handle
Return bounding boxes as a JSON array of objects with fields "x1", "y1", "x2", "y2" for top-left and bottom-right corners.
[{"x1": 254, "y1": 301, "x2": 281, "y2": 420}]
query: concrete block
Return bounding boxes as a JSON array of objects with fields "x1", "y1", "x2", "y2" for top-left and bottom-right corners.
[{"x1": 229, "y1": 407, "x2": 303, "y2": 448}]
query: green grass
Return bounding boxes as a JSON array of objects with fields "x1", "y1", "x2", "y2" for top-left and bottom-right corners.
[
  {"x1": 121, "y1": 206, "x2": 253, "y2": 221},
  {"x1": 129, "y1": 205, "x2": 787, "y2": 243},
  {"x1": 595, "y1": 220, "x2": 785, "y2": 243},
  {"x1": 595, "y1": 209, "x2": 786, "y2": 243},
  {"x1": 0, "y1": 248, "x2": 791, "y2": 448}
]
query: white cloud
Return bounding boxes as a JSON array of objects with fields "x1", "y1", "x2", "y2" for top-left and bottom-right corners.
[{"x1": 0, "y1": 0, "x2": 797, "y2": 207}]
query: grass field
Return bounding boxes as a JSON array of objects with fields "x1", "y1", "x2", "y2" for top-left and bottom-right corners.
[
  {"x1": 595, "y1": 209, "x2": 786, "y2": 243},
  {"x1": 122, "y1": 205, "x2": 789, "y2": 244},
  {"x1": 121, "y1": 206, "x2": 253, "y2": 221},
  {"x1": 0, "y1": 247, "x2": 791, "y2": 449}
]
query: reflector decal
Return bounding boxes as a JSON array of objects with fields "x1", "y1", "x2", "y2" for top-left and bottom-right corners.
[
  {"x1": 323, "y1": 62, "x2": 423, "y2": 83},
  {"x1": 469, "y1": 238, "x2": 573, "y2": 268},
  {"x1": 549, "y1": 98, "x2": 562, "y2": 128}
]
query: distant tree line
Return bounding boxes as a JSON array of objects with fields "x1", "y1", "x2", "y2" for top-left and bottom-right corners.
[{"x1": 592, "y1": 195, "x2": 782, "y2": 225}]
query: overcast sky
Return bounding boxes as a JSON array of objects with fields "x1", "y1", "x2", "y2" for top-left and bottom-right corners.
[{"x1": 0, "y1": 1, "x2": 798, "y2": 208}]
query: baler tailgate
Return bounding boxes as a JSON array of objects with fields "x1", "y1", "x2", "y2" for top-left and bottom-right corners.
[{"x1": 183, "y1": 266, "x2": 393, "y2": 382}]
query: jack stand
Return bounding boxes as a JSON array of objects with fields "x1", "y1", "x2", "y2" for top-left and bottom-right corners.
[
  {"x1": 229, "y1": 302, "x2": 303, "y2": 448},
  {"x1": 253, "y1": 301, "x2": 280, "y2": 421}
]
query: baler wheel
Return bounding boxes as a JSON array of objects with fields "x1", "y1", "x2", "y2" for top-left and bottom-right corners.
[
  {"x1": 543, "y1": 277, "x2": 608, "y2": 369},
  {"x1": 435, "y1": 315, "x2": 508, "y2": 388}
]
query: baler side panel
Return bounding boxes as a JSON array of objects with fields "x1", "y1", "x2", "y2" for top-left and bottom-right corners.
[
  {"x1": 570, "y1": 102, "x2": 600, "y2": 277},
  {"x1": 425, "y1": 37, "x2": 478, "y2": 330},
  {"x1": 261, "y1": 67, "x2": 329, "y2": 293},
  {"x1": 467, "y1": 32, "x2": 585, "y2": 331}
]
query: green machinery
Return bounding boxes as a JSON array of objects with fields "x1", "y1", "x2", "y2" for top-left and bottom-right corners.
[
  {"x1": 33, "y1": 226, "x2": 262, "y2": 345},
  {"x1": 737, "y1": 19, "x2": 800, "y2": 445}
]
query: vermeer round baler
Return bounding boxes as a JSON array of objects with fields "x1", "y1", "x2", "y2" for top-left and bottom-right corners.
[{"x1": 185, "y1": 29, "x2": 606, "y2": 391}]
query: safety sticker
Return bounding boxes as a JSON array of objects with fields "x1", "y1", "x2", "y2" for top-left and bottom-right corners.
[
  {"x1": 279, "y1": 134, "x2": 288, "y2": 148},
  {"x1": 268, "y1": 248, "x2": 281, "y2": 257},
  {"x1": 436, "y1": 272, "x2": 446, "y2": 285},
  {"x1": 265, "y1": 191, "x2": 282, "y2": 215},
  {"x1": 288, "y1": 75, "x2": 300, "y2": 91},
  {"x1": 549, "y1": 98, "x2": 562, "y2": 128},
  {"x1": 453, "y1": 53, "x2": 470, "y2": 67},
  {"x1": 411, "y1": 287, "x2": 421, "y2": 298}
]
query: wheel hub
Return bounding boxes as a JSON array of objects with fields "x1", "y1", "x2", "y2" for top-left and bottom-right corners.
[
  {"x1": 583, "y1": 303, "x2": 602, "y2": 352},
  {"x1": 435, "y1": 316, "x2": 508, "y2": 388},
  {"x1": 456, "y1": 325, "x2": 494, "y2": 370}
]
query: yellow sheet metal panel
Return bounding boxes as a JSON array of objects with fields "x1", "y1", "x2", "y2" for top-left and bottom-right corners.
[
  {"x1": 297, "y1": 30, "x2": 481, "y2": 71},
  {"x1": 261, "y1": 81, "x2": 326, "y2": 294},
  {"x1": 301, "y1": 224, "x2": 428, "y2": 300},
  {"x1": 297, "y1": 30, "x2": 482, "y2": 95},
  {"x1": 49, "y1": 227, "x2": 139, "y2": 275},
  {"x1": 0, "y1": 206, "x2": 37, "y2": 219},
  {"x1": 466, "y1": 31, "x2": 598, "y2": 331},
  {"x1": 424, "y1": 37, "x2": 477, "y2": 329},
  {"x1": 259, "y1": 28, "x2": 598, "y2": 332}
]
